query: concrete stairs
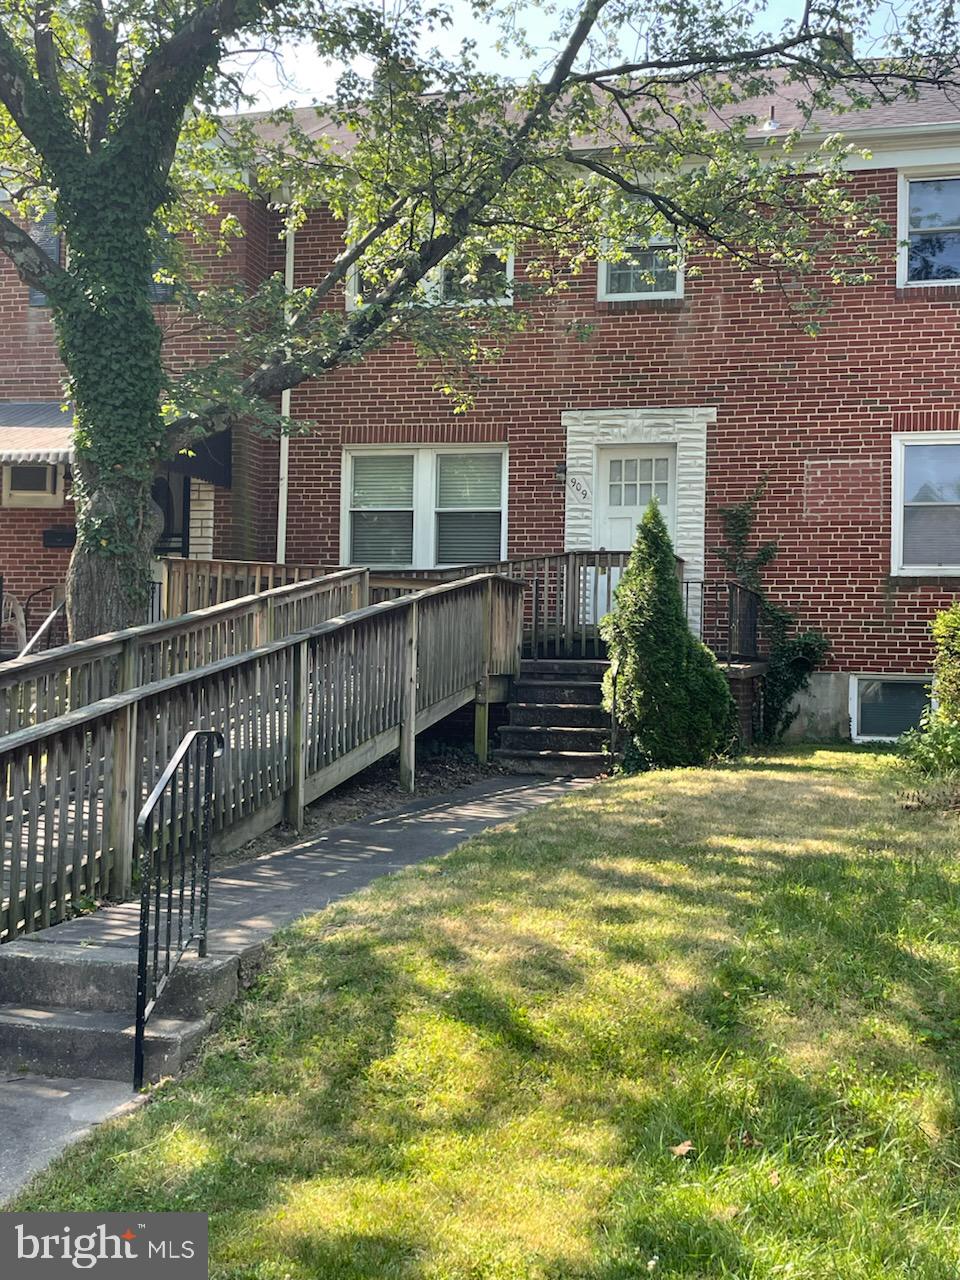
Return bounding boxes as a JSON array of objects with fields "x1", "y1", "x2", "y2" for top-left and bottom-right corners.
[
  {"x1": 493, "y1": 659, "x2": 611, "y2": 776},
  {"x1": 0, "y1": 939, "x2": 240, "y2": 1084}
]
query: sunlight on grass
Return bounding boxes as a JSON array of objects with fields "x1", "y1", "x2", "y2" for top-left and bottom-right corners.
[{"x1": 14, "y1": 747, "x2": 960, "y2": 1278}]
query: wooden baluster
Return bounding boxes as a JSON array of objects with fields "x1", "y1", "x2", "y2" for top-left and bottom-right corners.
[{"x1": 399, "y1": 601, "x2": 418, "y2": 791}]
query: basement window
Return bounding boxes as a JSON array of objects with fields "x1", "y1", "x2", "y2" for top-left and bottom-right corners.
[
  {"x1": 850, "y1": 675, "x2": 929, "y2": 742},
  {"x1": 1, "y1": 463, "x2": 64, "y2": 508}
]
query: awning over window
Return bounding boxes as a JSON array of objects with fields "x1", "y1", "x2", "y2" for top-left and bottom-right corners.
[
  {"x1": 0, "y1": 402, "x2": 232, "y2": 486},
  {"x1": 0, "y1": 403, "x2": 73, "y2": 463}
]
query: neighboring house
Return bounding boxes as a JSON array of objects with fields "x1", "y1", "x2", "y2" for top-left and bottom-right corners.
[{"x1": 2, "y1": 87, "x2": 960, "y2": 740}]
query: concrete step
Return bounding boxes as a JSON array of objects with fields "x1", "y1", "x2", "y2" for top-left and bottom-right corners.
[
  {"x1": 499, "y1": 724, "x2": 610, "y2": 753},
  {"x1": 0, "y1": 940, "x2": 239, "y2": 1020},
  {"x1": 508, "y1": 702, "x2": 609, "y2": 729},
  {"x1": 513, "y1": 679, "x2": 604, "y2": 706},
  {"x1": 491, "y1": 748, "x2": 609, "y2": 778},
  {"x1": 0, "y1": 1003, "x2": 210, "y2": 1084},
  {"x1": 521, "y1": 659, "x2": 610, "y2": 679}
]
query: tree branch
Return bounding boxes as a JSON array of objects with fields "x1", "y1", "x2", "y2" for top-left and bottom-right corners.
[
  {"x1": 0, "y1": 19, "x2": 83, "y2": 173},
  {"x1": 33, "y1": 4, "x2": 62, "y2": 100},
  {"x1": 165, "y1": 0, "x2": 612, "y2": 441},
  {"x1": 0, "y1": 205, "x2": 70, "y2": 295},
  {"x1": 85, "y1": 0, "x2": 117, "y2": 148}
]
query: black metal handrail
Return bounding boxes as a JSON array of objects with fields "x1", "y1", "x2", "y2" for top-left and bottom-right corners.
[{"x1": 133, "y1": 728, "x2": 224, "y2": 1090}]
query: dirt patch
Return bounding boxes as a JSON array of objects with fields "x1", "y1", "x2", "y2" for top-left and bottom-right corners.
[{"x1": 213, "y1": 742, "x2": 510, "y2": 871}]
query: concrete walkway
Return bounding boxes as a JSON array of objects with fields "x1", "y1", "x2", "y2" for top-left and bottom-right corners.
[{"x1": 0, "y1": 774, "x2": 582, "y2": 1202}]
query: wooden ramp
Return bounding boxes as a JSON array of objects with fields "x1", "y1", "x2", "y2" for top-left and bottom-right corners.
[{"x1": 0, "y1": 573, "x2": 525, "y2": 942}]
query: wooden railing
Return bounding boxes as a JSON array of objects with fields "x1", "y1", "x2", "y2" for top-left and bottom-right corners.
[
  {"x1": 371, "y1": 551, "x2": 696, "y2": 657},
  {"x1": 0, "y1": 573, "x2": 524, "y2": 942},
  {"x1": 162, "y1": 557, "x2": 329, "y2": 616},
  {"x1": 0, "y1": 569, "x2": 368, "y2": 736}
]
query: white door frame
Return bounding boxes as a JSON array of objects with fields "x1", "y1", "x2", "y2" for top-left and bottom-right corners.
[{"x1": 562, "y1": 407, "x2": 713, "y2": 582}]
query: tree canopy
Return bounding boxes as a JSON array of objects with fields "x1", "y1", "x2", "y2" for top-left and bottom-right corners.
[{"x1": 0, "y1": 0, "x2": 957, "y2": 635}]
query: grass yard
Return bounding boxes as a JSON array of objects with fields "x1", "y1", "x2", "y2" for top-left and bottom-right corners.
[{"x1": 16, "y1": 747, "x2": 960, "y2": 1278}]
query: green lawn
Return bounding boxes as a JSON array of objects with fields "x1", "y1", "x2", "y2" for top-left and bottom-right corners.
[{"x1": 16, "y1": 747, "x2": 960, "y2": 1278}]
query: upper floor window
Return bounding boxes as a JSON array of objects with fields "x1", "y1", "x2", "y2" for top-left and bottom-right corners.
[
  {"x1": 892, "y1": 432, "x2": 960, "y2": 574},
  {"x1": 439, "y1": 251, "x2": 514, "y2": 306},
  {"x1": 899, "y1": 174, "x2": 960, "y2": 287},
  {"x1": 346, "y1": 249, "x2": 514, "y2": 311},
  {"x1": 598, "y1": 237, "x2": 683, "y2": 302},
  {"x1": 28, "y1": 214, "x2": 61, "y2": 308}
]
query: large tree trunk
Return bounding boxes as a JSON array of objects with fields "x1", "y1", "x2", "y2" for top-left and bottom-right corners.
[
  {"x1": 65, "y1": 471, "x2": 163, "y2": 639},
  {"x1": 54, "y1": 219, "x2": 169, "y2": 641}
]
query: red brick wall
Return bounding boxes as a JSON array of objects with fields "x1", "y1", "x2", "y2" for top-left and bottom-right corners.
[
  {"x1": 2, "y1": 171, "x2": 959, "y2": 679},
  {"x1": 280, "y1": 167, "x2": 960, "y2": 675},
  {"x1": 0, "y1": 196, "x2": 278, "y2": 592}
]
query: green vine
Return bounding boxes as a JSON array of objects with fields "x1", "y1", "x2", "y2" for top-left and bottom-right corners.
[{"x1": 714, "y1": 479, "x2": 829, "y2": 743}]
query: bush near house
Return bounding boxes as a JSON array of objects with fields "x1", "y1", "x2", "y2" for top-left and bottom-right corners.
[
  {"x1": 900, "y1": 602, "x2": 960, "y2": 776},
  {"x1": 601, "y1": 502, "x2": 735, "y2": 770}
]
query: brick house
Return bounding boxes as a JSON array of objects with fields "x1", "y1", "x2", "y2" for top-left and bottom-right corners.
[{"x1": 3, "y1": 88, "x2": 960, "y2": 741}]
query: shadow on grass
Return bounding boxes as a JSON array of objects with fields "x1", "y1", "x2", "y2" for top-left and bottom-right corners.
[{"x1": 16, "y1": 750, "x2": 960, "y2": 1278}]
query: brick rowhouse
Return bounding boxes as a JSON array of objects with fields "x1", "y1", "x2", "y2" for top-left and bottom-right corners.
[{"x1": 2, "y1": 101, "x2": 960, "y2": 738}]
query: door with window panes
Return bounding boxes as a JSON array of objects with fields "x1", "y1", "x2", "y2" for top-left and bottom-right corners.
[
  {"x1": 347, "y1": 449, "x2": 504, "y2": 568},
  {"x1": 585, "y1": 446, "x2": 676, "y2": 621}
]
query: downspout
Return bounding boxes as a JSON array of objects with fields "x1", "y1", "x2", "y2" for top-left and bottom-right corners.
[{"x1": 275, "y1": 220, "x2": 295, "y2": 564}]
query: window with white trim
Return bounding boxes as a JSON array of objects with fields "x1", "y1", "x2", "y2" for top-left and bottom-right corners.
[
  {"x1": 345, "y1": 251, "x2": 514, "y2": 311},
  {"x1": 344, "y1": 448, "x2": 506, "y2": 568},
  {"x1": 850, "y1": 675, "x2": 929, "y2": 742},
  {"x1": 598, "y1": 237, "x2": 683, "y2": 301},
  {"x1": 1, "y1": 463, "x2": 63, "y2": 508},
  {"x1": 439, "y1": 251, "x2": 514, "y2": 306},
  {"x1": 899, "y1": 174, "x2": 960, "y2": 286},
  {"x1": 892, "y1": 433, "x2": 960, "y2": 573}
]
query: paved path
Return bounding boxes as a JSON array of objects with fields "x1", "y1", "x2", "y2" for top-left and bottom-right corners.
[{"x1": 1, "y1": 774, "x2": 583, "y2": 1202}]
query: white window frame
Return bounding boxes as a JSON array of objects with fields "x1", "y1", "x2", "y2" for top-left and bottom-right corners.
[
  {"x1": 849, "y1": 673, "x2": 932, "y2": 744},
  {"x1": 891, "y1": 430, "x2": 960, "y2": 575},
  {"x1": 896, "y1": 169, "x2": 960, "y2": 289},
  {"x1": 341, "y1": 445, "x2": 509, "y2": 568},
  {"x1": 597, "y1": 237, "x2": 684, "y2": 302},
  {"x1": 435, "y1": 251, "x2": 514, "y2": 308},
  {"x1": 1, "y1": 462, "x2": 64, "y2": 508},
  {"x1": 345, "y1": 253, "x2": 515, "y2": 312}
]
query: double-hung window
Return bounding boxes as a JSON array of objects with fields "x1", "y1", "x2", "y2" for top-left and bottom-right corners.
[
  {"x1": 598, "y1": 237, "x2": 683, "y2": 301},
  {"x1": 899, "y1": 174, "x2": 960, "y2": 286},
  {"x1": 344, "y1": 448, "x2": 506, "y2": 568},
  {"x1": 892, "y1": 433, "x2": 960, "y2": 574}
]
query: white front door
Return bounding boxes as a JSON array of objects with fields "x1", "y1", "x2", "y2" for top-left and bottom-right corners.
[
  {"x1": 582, "y1": 446, "x2": 677, "y2": 625},
  {"x1": 595, "y1": 446, "x2": 676, "y2": 549}
]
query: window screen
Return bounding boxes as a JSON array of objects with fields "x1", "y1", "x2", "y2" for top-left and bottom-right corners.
[
  {"x1": 9, "y1": 464, "x2": 55, "y2": 493},
  {"x1": 906, "y1": 177, "x2": 960, "y2": 283},
  {"x1": 349, "y1": 455, "x2": 414, "y2": 566},
  {"x1": 902, "y1": 442, "x2": 960, "y2": 567},
  {"x1": 858, "y1": 679, "x2": 928, "y2": 738},
  {"x1": 435, "y1": 453, "x2": 502, "y2": 563},
  {"x1": 604, "y1": 243, "x2": 679, "y2": 297}
]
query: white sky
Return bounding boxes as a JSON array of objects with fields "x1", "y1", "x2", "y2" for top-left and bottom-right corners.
[{"x1": 240, "y1": 0, "x2": 814, "y2": 110}]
